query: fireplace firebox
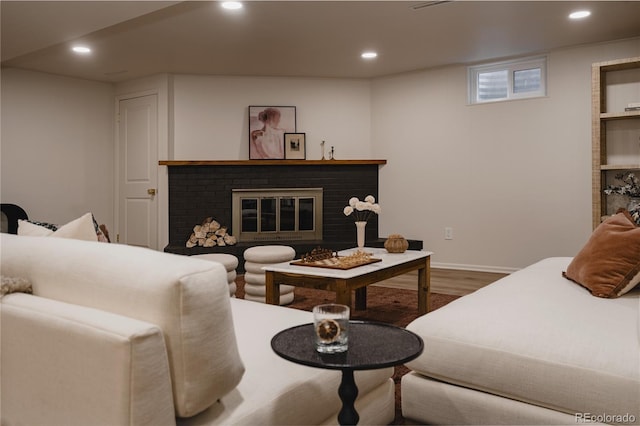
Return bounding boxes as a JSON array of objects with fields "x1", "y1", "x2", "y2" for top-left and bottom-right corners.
[{"x1": 232, "y1": 188, "x2": 323, "y2": 242}]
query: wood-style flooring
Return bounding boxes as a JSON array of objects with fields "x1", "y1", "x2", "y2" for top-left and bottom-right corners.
[{"x1": 373, "y1": 268, "x2": 509, "y2": 296}]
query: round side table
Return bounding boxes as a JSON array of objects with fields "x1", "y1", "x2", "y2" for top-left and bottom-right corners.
[{"x1": 271, "y1": 320, "x2": 424, "y2": 426}]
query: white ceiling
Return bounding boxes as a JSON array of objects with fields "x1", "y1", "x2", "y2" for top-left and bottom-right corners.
[{"x1": 2, "y1": 1, "x2": 640, "y2": 83}]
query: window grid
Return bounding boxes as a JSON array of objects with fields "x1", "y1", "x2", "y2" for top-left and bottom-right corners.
[{"x1": 469, "y1": 56, "x2": 546, "y2": 104}]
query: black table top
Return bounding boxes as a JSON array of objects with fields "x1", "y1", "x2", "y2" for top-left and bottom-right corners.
[{"x1": 271, "y1": 320, "x2": 424, "y2": 370}]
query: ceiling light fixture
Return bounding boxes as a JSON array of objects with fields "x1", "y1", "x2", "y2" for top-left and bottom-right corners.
[
  {"x1": 569, "y1": 10, "x2": 591, "y2": 19},
  {"x1": 71, "y1": 46, "x2": 91, "y2": 54},
  {"x1": 221, "y1": 2, "x2": 243, "y2": 10},
  {"x1": 361, "y1": 52, "x2": 378, "y2": 59}
]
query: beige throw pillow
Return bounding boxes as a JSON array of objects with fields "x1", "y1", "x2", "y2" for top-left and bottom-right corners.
[
  {"x1": 563, "y1": 211, "x2": 640, "y2": 298},
  {"x1": 18, "y1": 213, "x2": 98, "y2": 242},
  {"x1": 1, "y1": 275, "x2": 33, "y2": 298},
  {"x1": 17, "y1": 220, "x2": 54, "y2": 236}
]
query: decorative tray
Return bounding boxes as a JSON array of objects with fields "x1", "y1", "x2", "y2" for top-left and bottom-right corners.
[
  {"x1": 290, "y1": 247, "x2": 381, "y2": 270},
  {"x1": 290, "y1": 257, "x2": 381, "y2": 270}
]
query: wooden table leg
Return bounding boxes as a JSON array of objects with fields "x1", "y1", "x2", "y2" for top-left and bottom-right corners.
[
  {"x1": 335, "y1": 280, "x2": 352, "y2": 308},
  {"x1": 418, "y1": 257, "x2": 431, "y2": 315},
  {"x1": 265, "y1": 271, "x2": 280, "y2": 305},
  {"x1": 355, "y1": 287, "x2": 367, "y2": 311}
]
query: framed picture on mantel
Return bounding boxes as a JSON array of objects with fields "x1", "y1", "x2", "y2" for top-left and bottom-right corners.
[
  {"x1": 284, "y1": 133, "x2": 306, "y2": 160},
  {"x1": 248, "y1": 106, "x2": 296, "y2": 160}
]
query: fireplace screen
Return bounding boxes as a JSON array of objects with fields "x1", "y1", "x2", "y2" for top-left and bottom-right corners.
[{"x1": 232, "y1": 188, "x2": 323, "y2": 242}]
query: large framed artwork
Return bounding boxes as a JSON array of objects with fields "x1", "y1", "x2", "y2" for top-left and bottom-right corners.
[{"x1": 248, "y1": 106, "x2": 296, "y2": 160}]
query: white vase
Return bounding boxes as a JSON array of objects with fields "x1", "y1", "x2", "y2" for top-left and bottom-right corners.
[{"x1": 355, "y1": 221, "x2": 367, "y2": 249}]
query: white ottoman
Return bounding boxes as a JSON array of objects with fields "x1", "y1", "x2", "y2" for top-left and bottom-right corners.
[
  {"x1": 243, "y1": 245, "x2": 296, "y2": 305},
  {"x1": 192, "y1": 253, "x2": 239, "y2": 297}
]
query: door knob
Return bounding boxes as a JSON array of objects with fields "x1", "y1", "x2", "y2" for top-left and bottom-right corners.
[{"x1": 147, "y1": 188, "x2": 157, "y2": 196}]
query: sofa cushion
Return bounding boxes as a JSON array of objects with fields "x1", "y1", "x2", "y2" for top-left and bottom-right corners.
[
  {"x1": 563, "y1": 211, "x2": 640, "y2": 297},
  {"x1": 181, "y1": 298, "x2": 394, "y2": 426},
  {"x1": 406, "y1": 257, "x2": 640, "y2": 420},
  {"x1": 0, "y1": 234, "x2": 245, "y2": 417}
]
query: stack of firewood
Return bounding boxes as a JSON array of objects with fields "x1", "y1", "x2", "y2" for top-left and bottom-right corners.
[{"x1": 186, "y1": 217, "x2": 237, "y2": 248}]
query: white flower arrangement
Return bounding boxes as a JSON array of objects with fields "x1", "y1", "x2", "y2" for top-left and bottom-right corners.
[{"x1": 343, "y1": 195, "x2": 381, "y2": 222}]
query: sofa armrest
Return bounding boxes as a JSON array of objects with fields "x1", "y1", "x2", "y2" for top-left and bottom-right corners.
[
  {"x1": 1, "y1": 234, "x2": 245, "y2": 417},
  {"x1": 1, "y1": 294, "x2": 176, "y2": 426}
]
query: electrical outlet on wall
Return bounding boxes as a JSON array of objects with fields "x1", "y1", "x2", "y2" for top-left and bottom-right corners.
[{"x1": 445, "y1": 227, "x2": 453, "y2": 240}]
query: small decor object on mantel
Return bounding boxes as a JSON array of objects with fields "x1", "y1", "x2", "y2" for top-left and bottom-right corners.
[
  {"x1": 384, "y1": 234, "x2": 409, "y2": 253},
  {"x1": 343, "y1": 195, "x2": 381, "y2": 249},
  {"x1": 284, "y1": 133, "x2": 306, "y2": 159}
]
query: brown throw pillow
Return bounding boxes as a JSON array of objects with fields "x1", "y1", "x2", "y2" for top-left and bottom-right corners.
[{"x1": 563, "y1": 211, "x2": 640, "y2": 298}]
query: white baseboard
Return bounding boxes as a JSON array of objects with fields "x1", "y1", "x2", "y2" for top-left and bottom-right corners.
[{"x1": 430, "y1": 262, "x2": 519, "y2": 275}]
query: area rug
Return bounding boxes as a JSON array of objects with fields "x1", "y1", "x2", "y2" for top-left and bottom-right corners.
[{"x1": 235, "y1": 277, "x2": 461, "y2": 424}]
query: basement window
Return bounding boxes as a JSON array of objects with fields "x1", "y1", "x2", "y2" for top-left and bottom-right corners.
[{"x1": 468, "y1": 56, "x2": 547, "y2": 104}]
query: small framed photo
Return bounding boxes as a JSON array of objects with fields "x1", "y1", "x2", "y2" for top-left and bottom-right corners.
[
  {"x1": 284, "y1": 133, "x2": 306, "y2": 160},
  {"x1": 248, "y1": 106, "x2": 296, "y2": 160}
]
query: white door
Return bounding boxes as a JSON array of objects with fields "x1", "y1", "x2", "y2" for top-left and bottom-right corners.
[{"x1": 118, "y1": 94, "x2": 158, "y2": 248}]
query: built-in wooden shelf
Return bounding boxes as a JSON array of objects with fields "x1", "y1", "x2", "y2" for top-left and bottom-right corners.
[
  {"x1": 159, "y1": 159, "x2": 386, "y2": 166},
  {"x1": 592, "y1": 56, "x2": 640, "y2": 229},
  {"x1": 600, "y1": 111, "x2": 640, "y2": 120},
  {"x1": 600, "y1": 164, "x2": 640, "y2": 171}
]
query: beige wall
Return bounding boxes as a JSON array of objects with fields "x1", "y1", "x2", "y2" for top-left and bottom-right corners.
[
  {"x1": 171, "y1": 74, "x2": 372, "y2": 160},
  {"x1": 371, "y1": 38, "x2": 640, "y2": 271},
  {"x1": 0, "y1": 68, "x2": 115, "y2": 229},
  {"x1": 2, "y1": 37, "x2": 638, "y2": 270}
]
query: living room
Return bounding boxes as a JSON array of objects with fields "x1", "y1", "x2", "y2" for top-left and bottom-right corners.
[
  {"x1": 2, "y1": 2, "x2": 640, "y2": 425},
  {"x1": 2, "y1": 2, "x2": 640, "y2": 273}
]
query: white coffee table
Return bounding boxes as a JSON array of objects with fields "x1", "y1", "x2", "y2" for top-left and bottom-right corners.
[{"x1": 264, "y1": 247, "x2": 433, "y2": 315}]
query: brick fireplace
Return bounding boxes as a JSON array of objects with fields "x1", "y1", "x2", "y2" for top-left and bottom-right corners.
[{"x1": 161, "y1": 160, "x2": 391, "y2": 264}]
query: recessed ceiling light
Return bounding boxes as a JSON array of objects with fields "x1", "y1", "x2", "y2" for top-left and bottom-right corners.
[
  {"x1": 71, "y1": 46, "x2": 91, "y2": 54},
  {"x1": 361, "y1": 52, "x2": 378, "y2": 59},
  {"x1": 221, "y1": 2, "x2": 242, "y2": 10},
  {"x1": 569, "y1": 10, "x2": 591, "y2": 19}
]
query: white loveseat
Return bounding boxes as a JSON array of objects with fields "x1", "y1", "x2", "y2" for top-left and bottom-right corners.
[
  {"x1": 1, "y1": 234, "x2": 395, "y2": 425},
  {"x1": 402, "y1": 257, "x2": 640, "y2": 425}
]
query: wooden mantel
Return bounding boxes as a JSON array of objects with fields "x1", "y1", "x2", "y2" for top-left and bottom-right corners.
[{"x1": 159, "y1": 159, "x2": 386, "y2": 166}]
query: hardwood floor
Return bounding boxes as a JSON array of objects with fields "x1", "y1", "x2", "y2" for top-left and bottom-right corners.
[{"x1": 373, "y1": 268, "x2": 509, "y2": 296}]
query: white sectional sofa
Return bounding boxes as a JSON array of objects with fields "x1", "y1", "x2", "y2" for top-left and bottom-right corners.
[
  {"x1": 402, "y1": 257, "x2": 640, "y2": 425},
  {"x1": 403, "y1": 211, "x2": 640, "y2": 425},
  {"x1": 0, "y1": 234, "x2": 395, "y2": 425}
]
